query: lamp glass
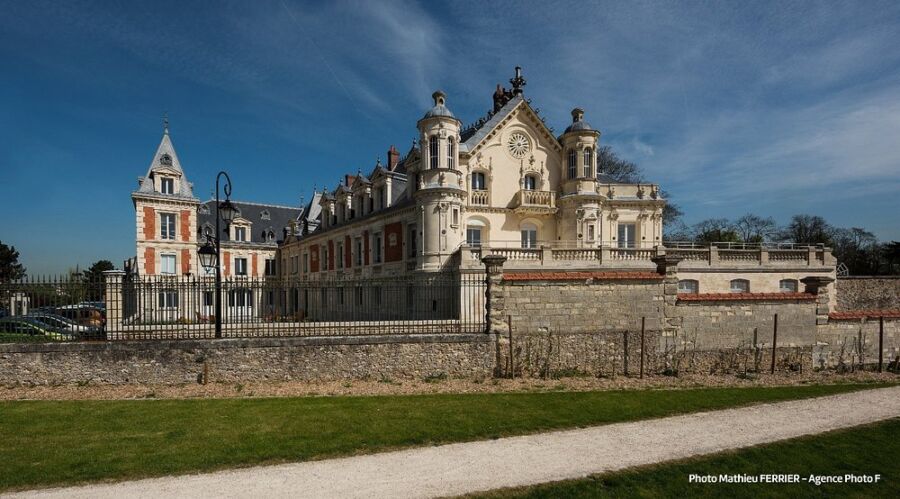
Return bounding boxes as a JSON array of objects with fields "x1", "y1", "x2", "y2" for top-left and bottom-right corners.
[
  {"x1": 198, "y1": 242, "x2": 217, "y2": 271},
  {"x1": 219, "y1": 198, "x2": 237, "y2": 223}
]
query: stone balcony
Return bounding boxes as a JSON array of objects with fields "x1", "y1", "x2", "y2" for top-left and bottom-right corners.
[
  {"x1": 469, "y1": 189, "x2": 489, "y2": 206},
  {"x1": 511, "y1": 189, "x2": 557, "y2": 215},
  {"x1": 456, "y1": 242, "x2": 835, "y2": 272}
]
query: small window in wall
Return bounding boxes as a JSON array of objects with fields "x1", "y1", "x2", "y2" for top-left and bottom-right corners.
[
  {"x1": 472, "y1": 172, "x2": 486, "y2": 190},
  {"x1": 374, "y1": 233, "x2": 383, "y2": 263},
  {"x1": 265, "y1": 258, "x2": 277, "y2": 276},
  {"x1": 567, "y1": 150, "x2": 577, "y2": 179},
  {"x1": 290, "y1": 255, "x2": 298, "y2": 274},
  {"x1": 160, "y1": 213, "x2": 176, "y2": 240},
  {"x1": 730, "y1": 279, "x2": 750, "y2": 293},
  {"x1": 523, "y1": 175, "x2": 537, "y2": 191},
  {"x1": 235, "y1": 257, "x2": 248, "y2": 276},
  {"x1": 586, "y1": 224, "x2": 596, "y2": 242},
  {"x1": 161, "y1": 177, "x2": 175, "y2": 194},
  {"x1": 779, "y1": 279, "x2": 798, "y2": 292},
  {"x1": 160, "y1": 254, "x2": 176, "y2": 275},
  {"x1": 678, "y1": 279, "x2": 699, "y2": 294},
  {"x1": 521, "y1": 223, "x2": 538, "y2": 249},
  {"x1": 451, "y1": 208, "x2": 459, "y2": 227},
  {"x1": 617, "y1": 223, "x2": 636, "y2": 249},
  {"x1": 466, "y1": 226, "x2": 482, "y2": 247}
]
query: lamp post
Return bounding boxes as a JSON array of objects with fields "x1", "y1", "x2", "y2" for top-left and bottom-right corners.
[{"x1": 198, "y1": 171, "x2": 236, "y2": 338}]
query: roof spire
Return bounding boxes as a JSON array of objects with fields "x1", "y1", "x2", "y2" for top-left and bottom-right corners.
[
  {"x1": 163, "y1": 112, "x2": 169, "y2": 135},
  {"x1": 510, "y1": 66, "x2": 526, "y2": 96}
]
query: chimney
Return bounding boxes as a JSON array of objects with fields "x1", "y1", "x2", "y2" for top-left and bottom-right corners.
[{"x1": 387, "y1": 145, "x2": 400, "y2": 170}]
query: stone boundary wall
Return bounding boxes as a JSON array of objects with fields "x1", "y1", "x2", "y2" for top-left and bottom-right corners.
[
  {"x1": 835, "y1": 276, "x2": 900, "y2": 311},
  {"x1": 0, "y1": 334, "x2": 493, "y2": 385},
  {"x1": 816, "y1": 317, "x2": 900, "y2": 370},
  {"x1": 676, "y1": 299, "x2": 817, "y2": 350}
]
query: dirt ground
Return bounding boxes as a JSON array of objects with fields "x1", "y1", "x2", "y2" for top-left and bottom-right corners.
[{"x1": 1, "y1": 370, "x2": 896, "y2": 401}]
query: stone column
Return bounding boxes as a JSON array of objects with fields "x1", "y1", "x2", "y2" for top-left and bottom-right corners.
[
  {"x1": 103, "y1": 270, "x2": 127, "y2": 340},
  {"x1": 651, "y1": 255, "x2": 683, "y2": 337},
  {"x1": 482, "y1": 255, "x2": 508, "y2": 335},
  {"x1": 801, "y1": 276, "x2": 835, "y2": 325}
]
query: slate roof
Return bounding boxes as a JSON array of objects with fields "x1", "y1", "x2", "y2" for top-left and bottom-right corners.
[
  {"x1": 197, "y1": 200, "x2": 304, "y2": 245},
  {"x1": 134, "y1": 131, "x2": 197, "y2": 200},
  {"x1": 459, "y1": 94, "x2": 525, "y2": 152}
]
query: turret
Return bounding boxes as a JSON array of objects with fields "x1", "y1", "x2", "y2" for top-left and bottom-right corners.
[{"x1": 559, "y1": 107, "x2": 600, "y2": 195}]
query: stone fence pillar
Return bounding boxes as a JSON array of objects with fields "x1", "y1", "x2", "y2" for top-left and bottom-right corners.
[
  {"x1": 103, "y1": 270, "x2": 126, "y2": 339},
  {"x1": 652, "y1": 255, "x2": 683, "y2": 337},
  {"x1": 482, "y1": 255, "x2": 508, "y2": 335},
  {"x1": 801, "y1": 276, "x2": 835, "y2": 324}
]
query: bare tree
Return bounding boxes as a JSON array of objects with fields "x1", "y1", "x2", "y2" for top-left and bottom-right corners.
[{"x1": 734, "y1": 214, "x2": 777, "y2": 243}]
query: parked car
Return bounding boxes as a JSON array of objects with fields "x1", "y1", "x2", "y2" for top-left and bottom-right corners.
[
  {"x1": 0, "y1": 316, "x2": 77, "y2": 341},
  {"x1": 55, "y1": 305, "x2": 105, "y2": 328},
  {"x1": 26, "y1": 313, "x2": 99, "y2": 335}
]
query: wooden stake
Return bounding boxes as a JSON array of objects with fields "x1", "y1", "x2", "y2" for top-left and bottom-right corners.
[
  {"x1": 879, "y1": 316, "x2": 884, "y2": 373},
  {"x1": 770, "y1": 314, "x2": 778, "y2": 375},
  {"x1": 640, "y1": 317, "x2": 645, "y2": 379}
]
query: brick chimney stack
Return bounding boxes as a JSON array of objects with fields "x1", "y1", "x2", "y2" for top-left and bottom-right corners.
[{"x1": 387, "y1": 145, "x2": 400, "y2": 170}]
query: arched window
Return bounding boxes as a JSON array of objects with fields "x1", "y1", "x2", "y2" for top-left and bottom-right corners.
[
  {"x1": 567, "y1": 150, "x2": 577, "y2": 179},
  {"x1": 678, "y1": 279, "x2": 699, "y2": 294},
  {"x1": 429, "y1": 136, "x2": 439, "y2": 169},
  {"x1": 583, "y1": 147, "x2": 593, "y2": 177},
  {"x1": 471, "y1": 172, "x2": 486, "y2": 190},
  {"x1": 447, "y1": 138, "x2": 455, "y2": 169},
  {"x1": 520, "y1": 222, "x2": 538, "y2": 249},
  {"x1": 730, "y1": 279, "x2": 750, "y2": 293},
  {"x1": 779, "y1": 279, "x2": 798, "y2": 292},
  {"x1": 523, "y1": 175, "x2": 537, "y2": 190}
]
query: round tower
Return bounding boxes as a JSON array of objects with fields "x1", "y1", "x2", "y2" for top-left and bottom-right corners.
[
  {"x1": 412, "y1": 90, "x2": 466, "y2": 271},
  {"x1": 558, "y1": 108, "x2": 602, "y2": 246}
]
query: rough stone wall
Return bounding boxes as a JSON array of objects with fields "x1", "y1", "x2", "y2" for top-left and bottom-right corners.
[
  {"x1": 816, "y1": 318, "x2": 900, "y2": 370},
  {"x1": 501, "y1": 280, "x2": 665, "y2": 334},
  {"x1": 0, "y1": 334, "x2": 493, "y2": 386},
  {"x1": 835, "y1": 277, "x2": 900, "y2": 311},
  {"x1": 677, "y1": 300, "x2": 818, "y2": 350}
]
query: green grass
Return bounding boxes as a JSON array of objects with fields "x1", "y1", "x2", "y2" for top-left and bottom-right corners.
[
  {"x1": 474, "y1": 418, "x2": 900, "y2": 498},
  {"x1": 0, "y1": 383, "x2": 892, "y2": 492}
]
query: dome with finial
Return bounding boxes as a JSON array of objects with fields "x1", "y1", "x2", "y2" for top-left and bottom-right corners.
[
  {"x1": 422, "y1": 90, "x2": 456, "y2": 119},
  {"x1": 564, "y1": 107, "x2": 594, "y2": 133}
]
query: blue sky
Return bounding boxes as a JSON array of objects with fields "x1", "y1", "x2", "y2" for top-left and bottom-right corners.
[{"x1": 1, "y1": 0, "x2": 899, "y2": 274}]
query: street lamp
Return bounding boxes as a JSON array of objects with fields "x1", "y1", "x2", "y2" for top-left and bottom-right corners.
[{"x1": 198, "y1": 171, "x2": 234, "y2": 338}]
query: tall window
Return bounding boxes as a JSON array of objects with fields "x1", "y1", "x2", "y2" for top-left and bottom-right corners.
[
  {"x1": 264, "y1": 259, "x2": 276, "y2": 276},
  {"x1": 228, "y1": 289, "x2": 253, "y2": 308},
  {"x1": 586, "y1": 224, "x2": 596, "y2": 242},
  {"x1": 583, "y1": 148, "x2": 592, "y2": 177},
  {"x1": 730, "y1": 279, "x2": 750, "y2": 293},
  {"x1": 521, "y1": 223, "x2": 538, "y2": 249},
  {"x1": 323, "y1": 245, "x2": 330, "y2": 270},
  {"x1": 523, "y1": 175, "x2": 537, "y2": 190},
  {"x1": 336, "y1": 243, "x2": 344, "y2": 269},
  {"x1": 447, "y1": 138, "x2": 455, "y2": 169},
  {"x1": 355, "y1": 238, "x2": 363, "y2": 266},
  {"x1": 678, "y1": 280, "x2": 699, "y2": 294},
  {"x1": 567, "y1": 150, "x2": 577, "y2": 179},
  {"x1": 408, "y1": 225, "x2": 417, "y2": 258},
  {"x1": 779, "y1": 279, "x2": 798, "y2": 292},
  {"x1": 234, "y1": 227, "x2": 247, "y2": 242},
  {"x1": 235, "y1": 257, "x2": 248, "y2": 276},
  {"x1": 374, "y1": 233, "x2": 383, "y2": 263},
  {"x1": 466, "y1": 226, "x2": 482, "y2": 247},
  {"x1": 617, "y1": 223, "x2": 636, "y2": 249},
  {"x1": 471, "y1": 172, "x2": 486, "y2": 190},
  {"x1": 161, "y1": 177, "x2": 175, "y2": 194},
  {"x1": 290, "y1": 255, "x2": 298, "y2": 274},
  {"x1": 160, "y1": 254, "x2": 176, "y2": 275},
  {"x1": 158, "y1": 289, "x2": 178, "y2": 308},
  {"x1": 160, "y1": 213, "x2": 176, "y2": 240},
  {"x1": 429, "y1": 135, "x2": 439, "y2": 169},
  {"x1": 302, "y1": 253, "x2": 309, "y2": 273}
]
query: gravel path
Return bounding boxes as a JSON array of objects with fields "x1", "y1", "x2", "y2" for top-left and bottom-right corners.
[{"x1": 8, "y1": 386, "x2": 900, "y2": 499}]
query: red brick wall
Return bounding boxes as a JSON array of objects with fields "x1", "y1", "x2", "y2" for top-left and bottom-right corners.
[
  {"x1": 363, "y1": 230, "x2": 370, "y2": 265},
  {"x1": 328, "y1": 241, "x2": 335, "y2": 270},
  {"x1": 181, "y1": 248, "x2": 191, "y2": 275},
  {"x1": 223, "y1": 251, "x2": 231, "y2": 277},
  {"x1": 180, "y1": 210, "x2": 191, "y2": 242},
  {"x1": 143, "y1": 207, "x2": 156, "y2": 240},
  {"x1": 344, "y1": 235, "x2": 352, "y2": 268},
  {"x1": 252, "y1": 253, "x2": 258, "y2": 277},
  {"x1": 144, "y1": 247, "x2": 155, "y2": 275},
  {"x1": 310, "y1": 245, "x2": 320, "y2": 273},
  {"x1": 384, "y1": 222, "x2": 403, "y2": 262}
]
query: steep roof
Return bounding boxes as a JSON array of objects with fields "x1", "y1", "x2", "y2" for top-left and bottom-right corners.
[
  {"x1": 459, "y1": 95, "x2": 559, "y2": 154},
  {"x1": 198, "y1": 200, "x2": 303, "y2": 245},
  {"x1": 134, "y1": 130, "x2": 197, "y2": 200}
]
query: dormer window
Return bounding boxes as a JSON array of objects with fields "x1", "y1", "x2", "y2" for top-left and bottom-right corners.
[
  {"x1": 234, "y1": 226, "x2": 247, "y2": 242},
  {"x1": 161, "y1": 177, "x2": 175, "y2": 194},
  {"x1": 260, "y1": 210, "x2": 270, "y2": 220},
  {"x1": 159, "y1": 153, "x2": 173, "y2": 166},
  {"x1": 198, "y1": 204, "x2": 210, "y2": 215}
]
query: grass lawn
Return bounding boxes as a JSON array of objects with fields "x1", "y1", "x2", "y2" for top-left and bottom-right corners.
[
  {"x1": 474, "y1": 417, "x2": 900, "y2": 498},
  {"x1": 0, "y1": 382, "x2": 892, "y2": 492}
]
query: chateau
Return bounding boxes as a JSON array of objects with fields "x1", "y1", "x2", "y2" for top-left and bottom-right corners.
[{"x1": 132, "y1": 67, "x2": 836, "y2": 300}]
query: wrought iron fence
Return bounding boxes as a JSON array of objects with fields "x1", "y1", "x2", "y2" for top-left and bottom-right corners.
[{"x1": 0, "y1": 271, "x2": 487, "y2": 342}]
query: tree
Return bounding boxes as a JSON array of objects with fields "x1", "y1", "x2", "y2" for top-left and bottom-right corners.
[
  {"x1": 831, "y1": 227, "x2": 879, "y2": 275},
  {"x1": 692, "y1": 218, "x2": 741, "y2": 244},
  {"x1": 83, "y1": 260, "x2": 115, "y2": 283},
  {"x1": 779, "y1": 214, "x2": 833, "y2": 245},
  {"x1": 0, "y1": 241, "x2": 26, "y2": 282},
  {"x1": 596, "y1": 145, "x2": 683, "y2": 227},
  {"x1": 734, "y1": 214, "x2": 777, "y2": 243},
  {"x1": 883, "y1": 241, "x2": 900, "y2": 274}
]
